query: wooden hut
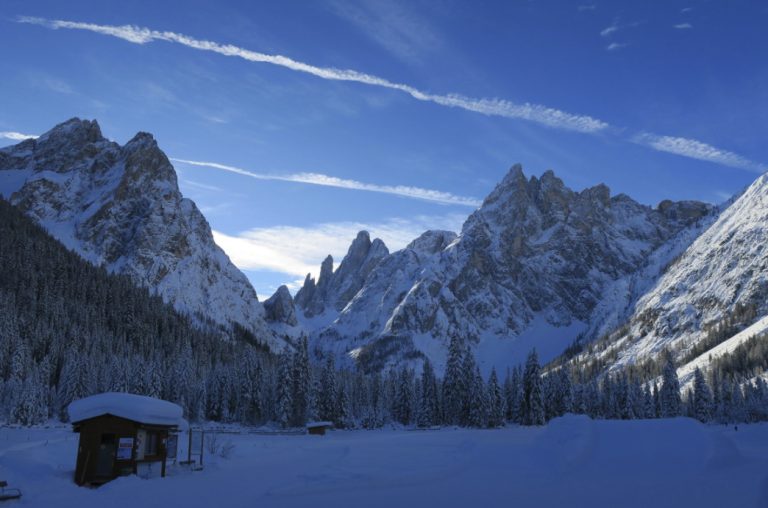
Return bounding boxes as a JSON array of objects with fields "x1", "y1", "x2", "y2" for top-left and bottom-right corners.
[
  {"x1": 69, "y1": 393, "x2": 184, "y2": 486},
  {"x1": 306, "y1": 421, "x2": 333, "y2": 436}
]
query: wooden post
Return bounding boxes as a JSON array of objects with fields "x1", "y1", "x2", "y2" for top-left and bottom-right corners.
[
  {"x1": 161, "y1": 432, "x2": 167, "y2": 478},
  {"x1": 188, "y1": 429, "x2": 193, "y2": 464}
]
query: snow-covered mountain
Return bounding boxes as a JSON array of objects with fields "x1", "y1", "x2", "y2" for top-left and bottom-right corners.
[
  {"x1": 580, "y1": 172, "x2": 768, "y2": 382},
  {"x1": 0, "y1": 118, "x2": 278, "y2": 348},
  {"x1": 303, "y1": 165, "x2": 712, "y2": 372}
]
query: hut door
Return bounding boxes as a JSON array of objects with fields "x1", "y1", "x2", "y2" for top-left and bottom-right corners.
[{"x1": 96, "y1": 434, "x2": 117, "y2": 477}]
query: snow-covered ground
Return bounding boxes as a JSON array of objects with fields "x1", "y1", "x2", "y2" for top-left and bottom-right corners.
[{"x1": 2, "y1": 416, "x2": 767, "y2": 508}]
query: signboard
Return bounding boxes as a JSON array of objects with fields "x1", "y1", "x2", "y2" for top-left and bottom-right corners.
[
  {"x1": 117, "y1": 437, "x2": 134, "y2": 460},
  {"x1": 166, "y1": 434, "x2": 178, "y2": 460}
]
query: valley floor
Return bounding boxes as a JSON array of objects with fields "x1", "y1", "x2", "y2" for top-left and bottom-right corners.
[{"x1": 1, "y1": 415, "x2": 767, "y2": 508}]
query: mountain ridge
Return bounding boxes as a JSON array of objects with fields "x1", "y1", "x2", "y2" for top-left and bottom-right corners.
[{"x1": 0, "y1": 118, "x2": 280, "y2": 349}]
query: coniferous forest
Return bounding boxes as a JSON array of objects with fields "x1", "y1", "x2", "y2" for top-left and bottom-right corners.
[{"x1": 1, "y1": 196, "x2": 767, "y2": 428}]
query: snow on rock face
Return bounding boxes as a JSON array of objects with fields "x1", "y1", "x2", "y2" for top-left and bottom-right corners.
[
  {"x1": 0, "y1": 118, "x2": 278, "y2": 349},
  {"x1": 311, "y1": 165, "x2": 711, "y2": 373},
  {"x1": 68, "y1": 392, "x2": 184, "y2": 426},
  {"x1": 596, "y1": 173, "x2": 768, "y2": 372}
]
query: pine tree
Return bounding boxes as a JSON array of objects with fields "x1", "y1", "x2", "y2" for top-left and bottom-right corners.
[
  {"x1": 319, "y1": 356, "x2": 338, "y2": 423},
  {"x1": 659, "y1": 354, "x2": 682, "y2": 418},
  {"x1": 468, "y1": 365, "x2": 488, "y2": 428},
  {"x1": 394, "y1": 367, "x2": 414, "y2": 426},
  {"x1": 336, "y1": 380, "x2": 353, "y2": 429},
  {"x1": 291, "y1": 337, "x2": 311, "y2": 427},
  {"x1": 486, "y1": 368, "x2": 504, "y2": 428},
  {"x1": 522, "y1": 349, "x2": 545, "y2": 426},
  {"x1": 417, "y1": 359, "x2": 439, "y2": 428},
  {"x1": 276, "y1": 353, "x2": 294, "y2": 428},
  {"x1": 692, "y1": 367, "x2": 713, "y2": 423},
  {"x1": 441, "y1": 335, "x2": 465, "y2": 425}
]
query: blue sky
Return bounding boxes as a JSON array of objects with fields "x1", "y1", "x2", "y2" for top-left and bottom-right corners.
[{"x1": 2, "y1": 0, "x2": 767, "y2": 298}]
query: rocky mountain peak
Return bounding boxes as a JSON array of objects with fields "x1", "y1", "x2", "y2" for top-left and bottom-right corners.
[
  {"x1": 38, "y1": 117, "x2": 104, "y2": 146},
  {"x1": 263, "y1": 285, "x2": 298, "y2": 327},
  {"x1": 295, "y1": 231, "x2": 389, "y2": 317}
]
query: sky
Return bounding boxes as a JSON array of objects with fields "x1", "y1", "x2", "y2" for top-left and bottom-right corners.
[{"x1": 2, "y1": 0, "x2": 767, "y2": 298}]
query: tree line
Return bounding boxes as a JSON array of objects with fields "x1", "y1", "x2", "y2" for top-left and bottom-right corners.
[{"x1": 1, "y1": 196, "x2": 766, "y2": 428}]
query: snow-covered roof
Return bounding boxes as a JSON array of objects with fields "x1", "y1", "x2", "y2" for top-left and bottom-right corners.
[
  {"x1": 68, "y1": 392, "x2": 184, "y2": 426},
  {"x1": 306, "y1": 421, "x2": 333, "y2": 428}
]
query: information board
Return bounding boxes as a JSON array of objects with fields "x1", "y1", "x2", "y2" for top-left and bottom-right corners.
[{"x1": 117, "y1": 437, "x2": 134, "y2": 460}]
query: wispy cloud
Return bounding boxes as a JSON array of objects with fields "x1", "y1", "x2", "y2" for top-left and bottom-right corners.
[
  {"x1": 673, "y1": 23, "x2": 693, "y2": 29},
  {"x1": 17, "y1": 16, "x2": 609, "y2": 134},
  {"x1": 213, "y1": 213, "x2": 465, "y2": 281},
  {"x1": 171, "y1": 158, "x2": 482, "y2": 207},
  {"x1": 633, "y1": 133, "x2": 767, "y2": 173},
  {"x1": 578, "y1": 5, "x2": 597, "y2": 11},
  {"x1": 681, "y1": 7, "x2": 693, "y2": 13},
  {"x1": 600, "y1": 25, "x2": 620, "y2": 37},
  {"x1": 606, "y1": 42, "x2": 628, "y2": 51},
  {"x1": 0, "y1": 131, "x2": 38, "y2": 141}
]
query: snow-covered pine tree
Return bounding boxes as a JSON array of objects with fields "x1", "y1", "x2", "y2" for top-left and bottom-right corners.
[
  {"x1": 276, "y1": 353, "x2": 294, "y2": 428},
  {"x1": 319, "y1": 356, "x2": 338, "y2": 423},
  {"x1": 291, "y1": 337, "x2": 311, "y2": 427},
  {"x1": 441, "y1": 335, "x2": 465, "y2": 425},
  {"x1": 486, "y1": 367, "x2": 504, "y2": 428},
  {"x1": 467, "y1": 365, "x2": 487, "y2": 428},
  {"x1": 336, "y1": 379, "x2": 353, "y2": 429},
  {"x1": 394, "y1": 367, "x2": 414, "y2": 426},
  {"x1": 522, "y1": 349, "x2": 545, "y2": 426},
  {"x1": 692, "y1": 367, "x2": 713, "y2": 423},
  {"x1": 417, "y1": 358, "x2": 439, "y2": 428},
  {"x1": 660, "y1": 354, "x2": 682, "y2": 418}
]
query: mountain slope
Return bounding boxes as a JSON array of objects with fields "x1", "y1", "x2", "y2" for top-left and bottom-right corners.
[
  {"x1": 0, "y1": 118, "x2": 277, "y2": 348},
  {"x1": 581, "y1": 173, "x2": 768, "y2": 377},
  {"x1": 308, "y1": 165, "x2": 712, "y2": 372}
]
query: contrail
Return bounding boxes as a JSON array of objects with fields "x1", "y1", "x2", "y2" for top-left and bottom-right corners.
[
  {"x1": 171, "y1": 158, "x2": 482, "y2": 207},
  {"x1": 633, "y1": 133, "x2": 767, "y2": 173},
  {"x1": 17, "y1": 16, "x2": 609, "y2": 134}
]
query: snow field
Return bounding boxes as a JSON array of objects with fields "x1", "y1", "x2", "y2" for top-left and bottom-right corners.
[{"x1": 1, "y1": 415, "x2": 767, "y2": 508}]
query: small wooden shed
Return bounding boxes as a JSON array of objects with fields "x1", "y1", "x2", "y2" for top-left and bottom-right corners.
[
  {"x1": 68, "y1": 393, "x2": 184, "y2": 486},
  {"x1": 306, "y1": 421, "x2": 333, "y2": 436}
]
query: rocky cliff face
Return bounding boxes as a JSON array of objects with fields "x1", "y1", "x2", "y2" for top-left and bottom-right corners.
[
  {"x1": 309, "y1": 165, "x2": 712, "y2": 372},
  {"x1": 0, "y1": 118, "x2": 278, "y2": 348}
]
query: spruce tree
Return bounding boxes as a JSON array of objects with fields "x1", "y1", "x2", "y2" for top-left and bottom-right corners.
[
  {"x1": 276, "y1": 353, "x2": 294, "y2": 428},
  {"x1": 417, "y1": 359, "x2": 439, "y2": 428},
  {"x1": 660, "y1": 354, "x2": 682, "y2": 417},
  {"x1": 522, "y1": 349, "x2": 545, "y2": 426},
  {"x1": 692, "y1": 367, "x2": 713, "y2": 423},
  {"x1": 441, "y1": 335, "x2": 465, "y2": 425},
  {"x1": 486, "y1": 367, "x2": 504, "y2": 428}
]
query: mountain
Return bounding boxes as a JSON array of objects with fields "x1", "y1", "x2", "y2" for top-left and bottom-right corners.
[
  {"x1": 294, "y1": 230, "x2": 389, "y2": 319},
  {"x1": 0, "y1": 118, "x2": 278, "y2": 348},
  {"x1": 573, "y1": 172, "x2": 768, "y2": 387},
  {"x1": 304, "y1": 165, "x2": 713, "y2": 372},
  {"x1": 0, "y1": 196, "x2": 274, "y2": 425}
]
